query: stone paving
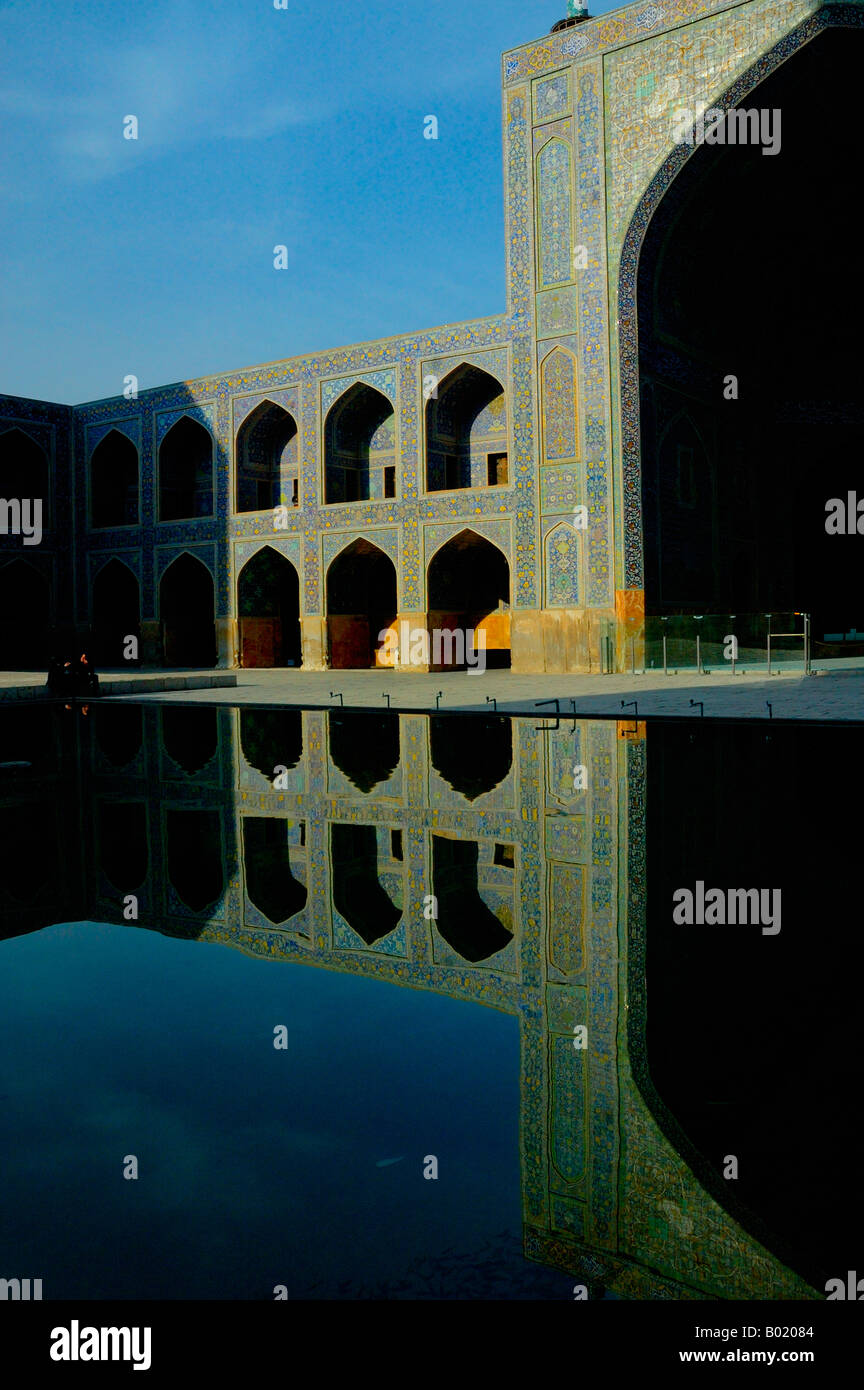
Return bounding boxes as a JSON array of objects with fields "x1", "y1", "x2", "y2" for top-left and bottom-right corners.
[
  {"x1": 0, "y1": 670, "x2": 237, "y2": 702},
  {"x1": 1, "y1": 663, "x2": 862, "y2": 720},
  {"x1": 96, "y1": 665, "x2": 864, "y2": 722}
]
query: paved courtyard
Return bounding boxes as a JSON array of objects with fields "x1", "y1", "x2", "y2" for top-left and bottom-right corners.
[
  {"x1": 2, "y1": 664, "x2": 863, "y2": 721},
  {"x1": 103, "y1": 665, "x2": 864, "y2": 722}
]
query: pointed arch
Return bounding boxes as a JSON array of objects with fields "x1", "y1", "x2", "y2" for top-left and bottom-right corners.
[
  {"x1": 324, "y1": 382, "x2": 395, "y2": 503},
  {"x1": 431, "y1": 834, "x2": 513, "y2": 962},
  {"x1": 330, "y1": 823, "x2": 401, "y2": 945},
  {"x1": 544, "y1": 520, "x2": 581, "y2": 609},
  {"x1": 158, "y1": 416, "x2": 213, "y2": 521},
  {"x1": 236, "y1": 400, "x2": 298, "y2": 513},
  {"x1": 159, "y1": 551, "x2": 216, "y2": 667},
  {"x1": 540, "y1": 346, "x2": 578, "y2": 462},
  {"x1": 0, "y1": 558, "x2": 51, "y2": 669},
  {"x1": 92, "y1": 557, "x2": 140, "y2": 665},
  {"x1": 98, "y1": 802, "x2": 148, "y2": 892},
  {"x1": 426, "y1": 529, "x2": 510, "y2": 670},
  {"x1": 243, "y1": 817, "x2": 307, "y2": 926},
  {"x1": 0, "y1": 427, "x2": 49, "y2": 522},
  {"x1": 90, "y1": 429, "x2": 139, "y2": 528},
  {"x1": 237, "y1": 545, "x2": 301, "y2": 667},
  {"x1": 425, "y1": 363, "x2": 507, "y2": 492},
  {"x1": 429, "y1": 715, "x2": 512, "y2": 802},
  {"x1": 325, "y1": 537, "x2": 397, "y2": 669},
  {"x1": 165, "y1": 808, "x2": 223, "y2": 913}
]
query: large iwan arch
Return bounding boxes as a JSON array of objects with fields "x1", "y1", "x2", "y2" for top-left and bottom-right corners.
[{"x1": 625, "y1": 24, "x2": 864, "y2": 648}]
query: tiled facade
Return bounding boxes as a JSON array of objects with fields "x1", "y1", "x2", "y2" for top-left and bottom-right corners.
[{"x1": 1, "y1": 0, "x2": 854, "y2": 673}]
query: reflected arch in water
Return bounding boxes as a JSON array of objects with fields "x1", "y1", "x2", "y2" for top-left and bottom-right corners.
[
  {"x1": 93, "y1": 704, "x2": 143, "y2": 769},
  {"x1": 99, "y1": 802, "x2": 148, "y2": 892},
  {"x1": 328, "y1": 711, "x2": 399, "y2": 793},
  {"x1": 239, "y1": 709, "x2": 303, "y2": 780},
  {"x1": 431, "y1": 834, "x2": 513, "y2": 963},
  {"x1": 242, "y1": 817, "x2": 307, "y2": 926},
  {"x1": 165, "y1": 808, "x2": 224, "y2": 914},
  {"x1": 161, "y1": 707, "x2": 219, "y2": 776},
  {"x1": 429, "y1": 715, "x2": 511, "y2": 802},
  {"x1": 331, "y1": 823, "x2": 401, "y2": 945}
]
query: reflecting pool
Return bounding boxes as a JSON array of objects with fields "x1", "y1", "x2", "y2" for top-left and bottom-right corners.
[{"x1": 0, "y1": 703, "x2": 857, "y2": 1300}]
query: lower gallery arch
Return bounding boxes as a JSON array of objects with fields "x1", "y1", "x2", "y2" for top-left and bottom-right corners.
[
  {"x1": 165, "y1": 808, "x2": 223, "y2": 916},
  {"x1": 242, "y1": 817, "x2": 307, "y2": 926},
  {"x1": 0, "y1": 559, "x2": 50, "y2": 669},
  {"x1": 633, "y1": 26, "x2": 864, "y2": 646},
  {"x1": 159, "y1": 553, "x2": 216, "y2": 668},
  {"x1": 431, "y1": 834, "x2": 513, "y2": 963},
  {"x1": 330, "y1": 823, "x2": 401, "y2": 945},
  {"x1": 237, "y1": 547, "x2": 301, "y2": 668},
  {"x1": 426, "y1": 530, "x2": 511, "y2": 670},
  {"x1": 326, "y1": 538, "x2": 397, "y2": 669},
  {"x1": 92, "y1": 559, "x2": 140, "y2": 666}
]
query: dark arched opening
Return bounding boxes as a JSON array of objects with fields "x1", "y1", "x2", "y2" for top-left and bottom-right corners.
[
  {"x1": 328, "y1": 711, "x2": 400, "y2": 793},
  {"x1": 237, "y1": 547, "x2": 301, "y2": 668},
  {"x1": 427, "y1": 530, "x2": 510, "y2": 670},
  {"x1": 431, "y1": 835, "x2": 513, "y2": 962},
  {"x1": 92, "y1": 559, "x2": 140, "y2": 667},
  {"x1": 326, "y1": 539, "x2": 397, "y2": 669},
  {"x1": 236, "y1": 401, "x2": 298, "y2": 513},
  {"x1": 161, "y1": 707, "x2": 218, "y2": 775},
  {"x1": 90, "y1": 430, "x2": 139, "y2": 528},
  {"x1": 93, "y1": 704, "x2": 143, "y2": 768},
  {"x1": 645, "y1": 719, "x2": 864, "y2": 1286},
  {"x1": 426, "y1": 364, "x2": 507, "y2": 492},
  {"x1": 637, "y1": 28, "x2": 864, "y2": 647},
  {"x1": 243, "y1": 817, "x2": 307, "y2": 925},
  {"x1": 159, "y1": 553, "x2": 216, "y2": 667},
  {"x1": 331, "y1": 823, "x2": 401, "y2": 945},
  {"x1": 166, "y1": 808, "x2": 223, "y2": 913},
  {"x1": 0, "y1": 428, "x2": 49, "y2": 522},
  {"x1": 0, "y1": 560, "x2": 50, "y2": 670},
  {"x1": 240, "y1": 709, "x2": 303, "y2": 779},
  {"x1": 324, "y1": 384, "x2": 395, "y2": 504},
  {"x1": 429, "y1": 716, "x2": 512, "y2": 801},
  {"x1": 99, "y1": 802, "x2": 148, "y2": 891},
  {"x1": 158, "y1": 417, "x2": 213, "y2": 521}
]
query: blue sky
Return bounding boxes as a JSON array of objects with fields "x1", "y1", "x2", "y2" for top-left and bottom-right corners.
[{"x1": 0, "y1": 0, "x2": 614, "y2": 404}]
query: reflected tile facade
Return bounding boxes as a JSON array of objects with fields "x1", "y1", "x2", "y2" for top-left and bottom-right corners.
[{"x1": 0, "y1": 704, "x2": 815, "y2": 1300}]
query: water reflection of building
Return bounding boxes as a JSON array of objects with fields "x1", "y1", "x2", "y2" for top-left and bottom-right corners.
[{"x1": 1, "y1": 704, "x2": 816, "y2": 1300}]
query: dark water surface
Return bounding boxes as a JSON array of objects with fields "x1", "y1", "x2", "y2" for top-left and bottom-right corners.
[{"x1": 0, "y1": 702, "x2": 859, "y2": 1300}]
